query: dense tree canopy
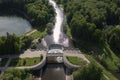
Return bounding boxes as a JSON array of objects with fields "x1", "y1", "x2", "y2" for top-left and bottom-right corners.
[
  {"x1": 1, "y1": 69, "x2": 31, "y2": 80},
  {"x1": 0, "y1": 33, "x2": 22, "y2": 54},
  {"x1": 74, "y1": 63, "x2": 103, "y2": 80},
  {"x1": 57, "y1": 0, "x2": 120, "y2": 51},
  {"x1": 0, "y1": 0, "x2": 120, "y2": 79},
  {"x1": 0, "y1": 0, "x2": 54, "y2": 30},
  {"x1": 107, "y1": 26, "x2": 120, "y2": 55},
  {"x1": 57, "y1": 0, "x2": 120, "y2": 75},
  {"x1": 0, "y1": 0, "x2": 54, "y2": 54},
  {"x1": 0, "y1": 33, "x2": 33, "y2": 55},
  {"x1": 56, "y1": 0, "x2": 120, "y2": 44}
]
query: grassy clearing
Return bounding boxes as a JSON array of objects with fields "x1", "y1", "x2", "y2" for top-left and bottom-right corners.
[
  {"x1": 67, "y1": 56, "x2": 87, "y2": 66},
  {"x1": 23, "y1": 27, "x2": 47, "y2": 40},
  {"x1": 0, "y1": 58, "x2": 8, "y2": 67},
  {"x1": 29, "y1": 30, "x2": 46, "y2": 39},
  {"x1": 9, "y1": 57, "x2": 42, "y2": 67}
]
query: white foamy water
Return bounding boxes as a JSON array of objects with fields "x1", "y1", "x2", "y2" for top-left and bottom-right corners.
[{"x1": 49, "y1": 0, "x2": 64, "y2": 44}]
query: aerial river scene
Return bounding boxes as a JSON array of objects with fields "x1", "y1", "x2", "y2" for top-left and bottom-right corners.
[{"x1": 0, "y1": 0, "x2": 120, "y2": 80}]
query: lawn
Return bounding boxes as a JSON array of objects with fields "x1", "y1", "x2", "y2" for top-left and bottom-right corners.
[
  {"x1": 9, "y1": 57, "x2": 42, "y2": 67},
  {"x1": 0, "y1": 58, "x2": 8, "y2": 67},
  {"x1": 67, "y1": 56, "x2": 87, "y2": 66}
]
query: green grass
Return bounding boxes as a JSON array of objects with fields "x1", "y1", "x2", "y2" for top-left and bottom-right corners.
[
  {"x1": 9, "y1": 57, "x2": 42, "y2": 67},
  {"x1": 0, "y1": 58, "x2": 8, "y2": 67},
  {"x1": 23, "y1": 28, "x2": 47, "y2": 40},
  {"x1": 67, "y1": 56, "x2": 87, "y2": 66},
  {"x1": 28, "y1": 30, "x2": 46, "y2": 39}
]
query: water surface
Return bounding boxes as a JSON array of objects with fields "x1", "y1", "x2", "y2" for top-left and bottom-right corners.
[
  {"x1": 0, "y1": 16, "x2": 32, "y2": 36},
  {"x1": 42, "y1": 64, "x2": 66, "y2": 80}
]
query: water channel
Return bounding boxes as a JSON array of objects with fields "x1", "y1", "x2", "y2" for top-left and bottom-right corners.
[
  {"x1": 0, "y1": 16, "x2": 32, "y2": 36},
  {"x1": 40, "y1": 0, "x2": 68, "y2": 80},
  {"x1": 42, "y1": 64, "x2": 66, "y2": 80}
]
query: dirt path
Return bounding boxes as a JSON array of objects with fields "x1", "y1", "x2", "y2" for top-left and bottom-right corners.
[{"x1": 25, "y1": 29, "x2": 37, "y2": 36}]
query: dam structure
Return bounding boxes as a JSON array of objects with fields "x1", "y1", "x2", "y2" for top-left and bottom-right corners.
[
  {"x1": 30, "y1": 44, "x2": 90, "y2": 80},
  {"x1": 32, "y1": 0, "x2": 89, "y2": 80}
]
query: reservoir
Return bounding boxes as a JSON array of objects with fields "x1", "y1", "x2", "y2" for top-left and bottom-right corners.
[{"x1": 0, "y1": 16, "x2": 32, "y2": 36}]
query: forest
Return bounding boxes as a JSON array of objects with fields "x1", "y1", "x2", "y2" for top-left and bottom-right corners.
[
  {"x1": 0, "y1": 0, "x2": 54, "y2": 54},
  {"x1": 0, "y1": 0, "x2": 120, "y2": 80},
  {"x1": 58, "y1": 0, "x2": 120, "y2": 52},
  {"x1": 57, "y1": 0, "x2": 120, "y2": 79}
]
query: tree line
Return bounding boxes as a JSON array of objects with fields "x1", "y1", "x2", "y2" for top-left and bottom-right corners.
[
  {"x1": 58, "y1": 0, "x2": 120, "y2": 57},
  {"x1": 0, "y1": 0, "x2": 54, "y2": 30},
  {"x1": 0, "y1": 0, "x2": 55, "y2": 54},
  {"x1": 0, "y1": 33, "x2": 33, "y2": 55},
  {"x1": 57, "y1": 0, "x2": 120, "y2": 79}
]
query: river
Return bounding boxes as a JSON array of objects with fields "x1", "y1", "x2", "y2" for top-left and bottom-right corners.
[
  {"x1": 42, "y1": 64, "x2": 66, "y2": 80},
  {"x1": 40, "y1": 0, "x2": 67, "y2": 80},
  {"x1": 0, "y1": 16, "x2": 32, "y2": 36}
]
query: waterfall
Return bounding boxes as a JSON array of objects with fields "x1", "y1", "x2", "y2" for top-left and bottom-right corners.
[
  {"x1": 49, "y1": 0, "x2": 64, "y2": 44},
  {"x1": 48, "y1": 0, "x2": 69, "y2": 47}
]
